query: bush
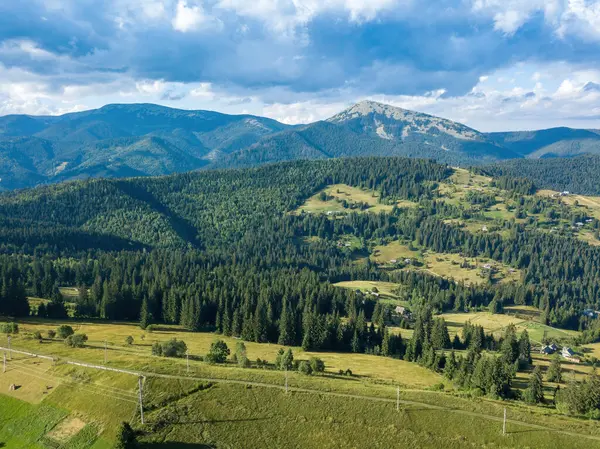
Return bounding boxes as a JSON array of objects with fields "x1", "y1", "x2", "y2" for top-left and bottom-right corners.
[
  {"x1": 115, "y1": 421, "x2": 137, "y2": 449},
  {"x1": 33, "y1": 331, "x2": 42, "y2": 340},
  {"x1": 47, "y1": 330, "x2": 56, "y2": 339},
  {"x1": 146, "y1": 324, "x2": 155, "y2": 333},
  {"x1": 0, "y1": 323, "x2": 19, "y2": 334},
  {"x1": 65, "y1": 333, "x2": 88, "y2": 348},
  {"x1": 152, "y1": 339, "x2": 187, "y2": 358},
  {"x1": 57, "y1": 325, "x2": 74, "y2": 339},
  {"x1": 206, "y1": 340, "x2": 230, "y2": 364},
  {"x1": 275, "y1": 348, "x2": 294, "y2": 371},
  {"x1": 125, "y1": 336, "x2": 134, "y2": 346},
  {"x1": 298, "y1": 360, "x2": 313, "y2": 376},
  {"x1": 309, "y1": 357, "x2": 325, "y2": 373},
  {"x1": 235, "y1": 342, "x2": 250, "y2": 368}
]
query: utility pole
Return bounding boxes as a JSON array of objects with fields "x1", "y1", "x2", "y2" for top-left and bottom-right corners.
[
  {"x1": 138, "y1": 376, "x2": 145, "y2": 425},
  {"x1": 104, "y1": 341, "x2": 107, "y2": 365},
  {"x1": 285, "y1": 369, "x2": 289, "y2": 393},
  {"x1": 186, "y1": 350, "x2": 190, "y2": 373},
  {"x1": 3, "y1": 352, "x2": 6, "y2": 373},
  {"x1": 396, "y1": 386, "x2": 400, "y2": 412},
  {"x1": 502, "y1": 407, "x2": 507, "y2": 436},
  {"x1": 7, "y1": 336, "x2": 11, "y2": 360}
]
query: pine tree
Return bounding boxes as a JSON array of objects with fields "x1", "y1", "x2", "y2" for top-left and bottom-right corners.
[
  {"x1": 381, "y1": 328, "x2": 391, "y2": 357},
  {"x1": 431, "y1": 318, "x2": 451, "y2": 350},
  {"x1": 546, "y1": 354, "x2": 562, "y2": 383},
  {"x1": 140, "y1": 296, "x2": 150, "y2": 330},
  {"x1": 518, "y1": 329, "x2": 532, "y2": 365},
  {"x1": 524, "y1": 366, "x2": 544, "y2": 404}
]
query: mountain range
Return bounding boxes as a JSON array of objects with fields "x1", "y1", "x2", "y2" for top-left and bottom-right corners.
[{"x1": 1, "y1": 100, "x2": 599, "y2": 190}]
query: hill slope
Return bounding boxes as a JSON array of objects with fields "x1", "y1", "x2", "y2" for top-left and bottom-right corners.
[
  {"x1": 1, "y1": 101, "x2": 600, "y2": 190},
  {"x1": 486, "y1": 127, "x2": 600, "y2": 158},
  {"x1": 0, "y1": 104, "x2": 290, "y2": 190}
]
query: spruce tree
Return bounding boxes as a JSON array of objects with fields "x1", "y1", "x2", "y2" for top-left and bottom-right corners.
[
  {"x1": 524, "y1": 366, "x2": 544, "y2": 404},
  {"x1": 139, "y1": 296, "x2": 150, "y2": 330},
  {"x1": 546, "y1": 354, "x2": 562, "y2": 383}
]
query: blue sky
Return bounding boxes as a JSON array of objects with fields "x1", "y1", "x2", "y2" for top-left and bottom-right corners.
[{"x1": 1, "y1": 0, "x2": 600, "y2": 131}]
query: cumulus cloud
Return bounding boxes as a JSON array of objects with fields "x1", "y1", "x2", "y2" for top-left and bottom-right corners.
[{"x1": 0, "y1": 0, "x2": 599, "y2": 131}]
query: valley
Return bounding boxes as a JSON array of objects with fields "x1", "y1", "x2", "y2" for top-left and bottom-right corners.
[{"x1": 2, "y1": 157, "x2": 600, "y2": 448}]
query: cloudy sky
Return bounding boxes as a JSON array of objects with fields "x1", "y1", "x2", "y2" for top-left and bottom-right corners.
[{"x1": 1, "y1": 0, "x2": 600, "y2": 131}]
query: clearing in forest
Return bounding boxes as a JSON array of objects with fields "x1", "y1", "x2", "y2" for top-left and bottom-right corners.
[
  {"x1": 370, "y1": 241, "x2": 521, "y2": 285},
  {"x1": 294, "y1": 183, "x2": 416, "y2": 215}
]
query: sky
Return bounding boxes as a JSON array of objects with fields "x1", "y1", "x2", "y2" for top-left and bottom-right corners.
[{"x1": 1, "y1": 0, "x2": 600, "y2": 131}]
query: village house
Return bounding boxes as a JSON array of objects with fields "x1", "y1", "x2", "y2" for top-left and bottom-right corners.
[{"x1": 540, "y1": 343, "x2": 558, "y2": 355}]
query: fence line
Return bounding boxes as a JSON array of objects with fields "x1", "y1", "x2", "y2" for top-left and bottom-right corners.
[{"x1": 0, "y1": 346, "x2": 54, "y2": 361}]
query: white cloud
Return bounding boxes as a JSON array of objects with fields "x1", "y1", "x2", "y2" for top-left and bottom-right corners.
[
  {"x1": 216, "y1": 0, "x2": 406, "y2": 34},
  {"x1": 172, "y1": 1, "x2": 221, "y2": 32},
  {"x1": 470, "y1": 0, "x2": 600, "y2": 39}
]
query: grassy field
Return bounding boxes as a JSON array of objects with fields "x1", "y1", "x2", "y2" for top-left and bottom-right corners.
[
  {"x1": 371, "y1": 240, "x2": 422, "y2": 264},
  {"x1": 538, "y1": 189, "x2": 600, "y2": 220},
  {"x1": 369, "y1": 240, "x2": 521, "y2": 285},
  {"x1": 1, "y1": 318, "x2": 600, "y2": 448},
  {"x1": 439, "y1": 308, "x2": 581, "y2": 344},
  {"x1": 333, "y1": 280, "x2": 401, "y2": 298},
  {"x1": 294, "y1": 184, "x2": 417, "y2": 215}
]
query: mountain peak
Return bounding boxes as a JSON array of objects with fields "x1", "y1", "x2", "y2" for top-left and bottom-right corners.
[
  {"x1": 329, "y1": 100, "x2": 413, "y2": 123},
  {"x1": 328, "y1": 100, "x2": 483, "y2": 142}
]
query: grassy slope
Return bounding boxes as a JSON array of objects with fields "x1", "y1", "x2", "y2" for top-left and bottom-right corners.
[{"x1": 1, "y1": 320, "x2": 600, "y2": 448}]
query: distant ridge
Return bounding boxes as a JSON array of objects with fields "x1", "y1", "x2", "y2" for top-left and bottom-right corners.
[{"x1": 0, "y1": 101, "x2": 599, "y2": 190}]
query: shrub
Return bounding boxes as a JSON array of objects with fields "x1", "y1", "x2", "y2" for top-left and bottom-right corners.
[
  {"x1": 275, "y1": 348, "x2": 294, "y2": 371},
  {"x1": 125, "y1": 336, "x2": 134, "y2": 346},
  {"x1": 309, "y1": 357, "x2": 325, "y2": 373},
  {"x1": 0, "y1": 323, "x2": 19, "y2": 334},
  {"x1": 235, "y1": 342, "x2": 250, "y2": 368},
  {"x1": 57, "y1": 325, "x2": 74, "y2": 339},
  {"x1": 152, "y1": 339, "x2": 187, "y2": 358},
  {"x1": 146, "y1": 324, "x2": 155, "y2": 333},
  {"x1": 298, "y1": 360, "x2": 313, "y2": 376},
  {"x1": 47, "y1": 330, "x2": 56, "y2": 339},
  {"x1": 115, "y1": 421, "x2": 137, "y2": 449},
  {"x1": 33, "y1": 331, "x2": 42, "y2": 340},
  {"x1": 206, "y1": 340, "x2": 230, "y2": 364},
  {"x1": 65, "y1": 333, "x2": 88, "y2": 348}
]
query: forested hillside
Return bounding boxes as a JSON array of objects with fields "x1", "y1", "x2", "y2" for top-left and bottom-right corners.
[
  {"x1": 1, "y1": 156, "x2": 600, "y2": 341},
  {"x1": 482, "y1": 155, "x2": 600, "y2": 195}
]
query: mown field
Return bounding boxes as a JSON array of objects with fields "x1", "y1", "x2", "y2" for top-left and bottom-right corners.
[
  {"x1": 1, "y1": 319, "x2": 600, "y2": 449},
  {"x1": 293, "y1": 183, "x2": 417, "y2": 215}
]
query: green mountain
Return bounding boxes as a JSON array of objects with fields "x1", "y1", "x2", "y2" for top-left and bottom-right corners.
[
  {"x1": 1, "y1": 101, "x2": 600, "y2": 190},
  {"x1": 0, "y1": 104, "x2": 290, "y2": 190},
  {"x1": 214, "y1": 101, "x2": 520, "y2": 169},
  {"x1": 486, "y1": 127, "x2": 600, "y2": 158}
]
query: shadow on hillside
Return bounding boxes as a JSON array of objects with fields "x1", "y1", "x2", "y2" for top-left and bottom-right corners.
[{"x1": 139, "y1": 443, "x2": 214, "y2": 449}]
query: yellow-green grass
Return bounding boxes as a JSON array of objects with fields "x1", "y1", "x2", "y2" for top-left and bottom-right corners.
[
  {"x1": 0, "y1": 355, "x2": 59, "y2": 404},
  {"x1": 439, "y1": 311, "x2": 525, "y2": 337},
  {"x1": 371, "y1": 240, "x2": 422, "y2": 264},
  {"x1": 369, "y1": 241, "x2": 521, "y2": 285},
  {"x1": 294, "y1": 184, "x2": 417, "y2": 215},
  {"x1": 516, "y1": 320, "x2": 581, "y2": 344},
  {"x1": 578, "y1": 229, "x2": 600, "y2": 246},
  {"x1": 482, "y1": 202, "x2": 516, "y2": 221},
  {"x1": 333, "y1": 280, "x2": 400, "y2": 298},
  {"x1": 438, "y1": 309, "x2": 581, "y2": 346},
  {"x1": 59, "y1": 287, "x2": 80, "y2": 299},
  {"x1": 137, "y1": 381, "x2": 600, "y2": 449},
  {"x1": 583, "y1": 342, "x2": 600, "y2": 359},
  {"x1": 422, "y1": 253, "x2": 521, "y2": 285},
  {"x1": 443, "y1": 218, "x2": 497, "y2": 234},
  {"x1": 9, "y1": 319, "x2": 439, "y2": 390},
  {"x1": 538, "y1": 189, "x2": 600, "y2": 220},
  {"x1": 2, "y1": 319, "x2": 600, "y2": 448}
]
